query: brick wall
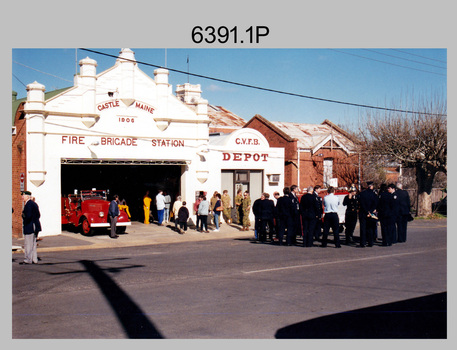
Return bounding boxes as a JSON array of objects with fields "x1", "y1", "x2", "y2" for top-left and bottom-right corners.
[{"x1": 12, "y1": 105, "x2": 26, "y2": 238}]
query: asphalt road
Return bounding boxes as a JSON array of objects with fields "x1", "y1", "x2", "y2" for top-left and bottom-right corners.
[{"x1": 12, "y1": 219, "x2": 447, "y2": 339}]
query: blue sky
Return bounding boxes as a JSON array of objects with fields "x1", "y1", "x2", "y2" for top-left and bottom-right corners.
[{"x1": 12, "y1": 48, "x2": 447, "y2": 126}]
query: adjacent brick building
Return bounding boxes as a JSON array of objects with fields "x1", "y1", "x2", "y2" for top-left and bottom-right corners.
[{"x1": 244, "y1": 114, "x2": 360, "y2": 190}]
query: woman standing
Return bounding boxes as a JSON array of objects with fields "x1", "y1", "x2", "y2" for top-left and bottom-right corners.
[
  {"x1": 213, "y1": 193, "x2": 222, "y2": 232},
  {"x1": 143, "y1": 191, "x2": 152, "y2": 224},
  {"x1": 172, "y1": 195, "x2": 183, "y2": 230},
  {"x1": 197, "y1": 196, "x2": 210, "y2": 233},
  {"x1": 241, "y1": 191, "x2": 251, "y2": 231}
]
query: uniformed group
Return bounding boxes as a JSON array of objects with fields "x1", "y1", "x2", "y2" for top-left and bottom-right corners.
[{"x1": 251, "y1": 181, "x2": 412, "y2": 248}]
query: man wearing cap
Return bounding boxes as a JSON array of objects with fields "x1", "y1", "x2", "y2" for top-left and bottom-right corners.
[
  {"x1": 358, "y1": 181, "x2": 379, "y2": 247},
  {"x1": 343, "y1": 185, "x2": 359, "y2": 245},
  {"x1": 20, "y1": 191, "x2": 41, "y2": 264}
]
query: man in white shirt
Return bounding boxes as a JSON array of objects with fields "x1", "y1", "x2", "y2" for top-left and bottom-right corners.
[
  {"x1": 321, "y1": 186, "x2": 341, "y2": 248},
  {"x1": 156, "y1": 190, "x2": 166, "y2": 225}
]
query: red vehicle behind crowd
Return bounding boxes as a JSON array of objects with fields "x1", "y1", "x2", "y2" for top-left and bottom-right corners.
[{"x1": 61, "y1": 189, "x2": 131, "y2": 236}]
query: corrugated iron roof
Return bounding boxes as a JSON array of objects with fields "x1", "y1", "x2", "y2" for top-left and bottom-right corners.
[
  {"x1": 208, "y1": 105, "x2": 246, "y2": 127},
  {"x1": 270, "y1": 120, "x2": 356, "y2": 152}
]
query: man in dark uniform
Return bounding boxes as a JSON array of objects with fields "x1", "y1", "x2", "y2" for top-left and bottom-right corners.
[
  {"x1": 258, "y1": 193, "x2": 275, "y2": 243},
  {"x1": 20, "y1": 191, "x2": 41, "y2": 264},
  {"x1": 395, "y1": 183, "x2": 411, "y2": 243},
  {"x1": 299, "y1": 186, "x2": 318, "y2": 247},
  {"x1": 378, "y1": 184, "x2": 397, "y2": 246},
  {"x1": 358, "y1": 181, "x2": 379, "y2": 247},
  {"x1": 276, "y1": 187, "x2": 294, "y2": 245},
  {"x1": 343, "y1": 185, "x2": 359, "y2": 245},
  {"x1": 289, "y1": 185, "x2": 301, "y2": 245},
  {"x1": 388, "y1": 184, "x2": 399, "y2": 244},
  {"x1": 313, "y1": 185, "x2": 323, "y2": 241}
]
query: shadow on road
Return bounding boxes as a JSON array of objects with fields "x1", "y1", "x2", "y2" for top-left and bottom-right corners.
[
  {"x1": 80, "y1": 260, "x2": 164, "y2": 339},
  {"x1": 275, "y1": 292, "x2": 446, "y2": 339}
]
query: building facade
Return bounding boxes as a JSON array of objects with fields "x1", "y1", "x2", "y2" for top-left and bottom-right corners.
[
  {"x1": 12, "y1": 49, "x2": 284, "y2": 238},
  {"x1": 245, "y1": 114, "x2": 360, "y2": 190}
]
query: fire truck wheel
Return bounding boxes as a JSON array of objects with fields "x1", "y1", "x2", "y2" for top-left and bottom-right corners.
[
  {"x1": 80, "y1": 217, "x2": 94, "y2": 236},
  {"x1": 116, "y1": 226, "x2": 126, "y2": 234}
]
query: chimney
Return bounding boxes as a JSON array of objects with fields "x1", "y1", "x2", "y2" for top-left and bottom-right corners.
[
  {"x1": 175, "y1": 83, "x2": 202, "y2": 104},
  {"x1": 78, "y1": 57, "x2": 97, "y2": 117}
]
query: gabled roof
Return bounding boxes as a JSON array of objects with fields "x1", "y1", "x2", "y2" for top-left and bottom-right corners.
[
  {"x1": 245, "y1": 114, "x2": 357, "y2": 154},
  {"x1": 244, "y1": 114, "x2": 296, "y2": 142},
  {"x1": 208, "y1": 105, "x2": 246, "y2": 133}
]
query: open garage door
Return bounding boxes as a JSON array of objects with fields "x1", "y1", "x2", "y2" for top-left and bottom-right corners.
[{"x1": 61, "y1": 159, "x2": 184, "y2": 222}]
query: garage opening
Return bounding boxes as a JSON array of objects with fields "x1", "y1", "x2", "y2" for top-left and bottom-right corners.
[{"x1": 61, "y1": 160, "x2": 184, "y2": 222}]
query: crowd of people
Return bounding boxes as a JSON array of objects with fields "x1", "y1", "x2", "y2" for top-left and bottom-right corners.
[
  {"x1": 140, "y1": 181, "x2": 412, "y2": 247},
  {"x1": 249, "y1": 181, "x2": 412, "y2": 248},
  {"x1": 18, "y1": 180, "x2": 413, "y2": 265}
]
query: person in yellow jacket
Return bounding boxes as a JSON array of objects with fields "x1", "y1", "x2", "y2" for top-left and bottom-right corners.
[
  {"x1": 143, "y1": 191, "x2": 152, "y2": 224},
  {"x1": 118, "y1": 199, "x2": 131, "y2": 218}
]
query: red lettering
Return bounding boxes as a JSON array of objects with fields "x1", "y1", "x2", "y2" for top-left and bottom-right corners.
[
  {"x1": 97, "y1": 100, "x2": 120, "y2": 111},
  {"x1": 151, "y1": 139, "x2": 184, "y2": 147},
  {"x1": 233, "y1": 153, "x2": 242, "y2": 161},
  {"x1": 221, "y1": 152, "x2": 269, "y2": 162},
  {"x1": 62, "y1": 136, "x2": 67, "y2": 143}
]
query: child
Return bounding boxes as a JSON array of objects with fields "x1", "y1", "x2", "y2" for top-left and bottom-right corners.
[{"x1": 177, "y1": 201, "x2": 190, "y2": 234}]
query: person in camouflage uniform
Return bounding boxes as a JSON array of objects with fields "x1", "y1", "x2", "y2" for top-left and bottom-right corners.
[
  {"x1": 221, "y1": 190, "x2": 232, "y2": 224},
  {"x1": 235, "y1": 189, "x2": 243, "y2": 224},
  {"x1": 241, "y1": 191, "x2": 251, "y2": 231}
]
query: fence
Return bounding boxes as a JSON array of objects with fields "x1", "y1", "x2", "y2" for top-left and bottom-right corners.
[{"x1": 406, "y1": 188, "x2": 447, "y2": 213}]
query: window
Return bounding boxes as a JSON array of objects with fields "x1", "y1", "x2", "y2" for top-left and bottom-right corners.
[{"x1": 323, "y1": 158, "x2": 333, "y2": 187}]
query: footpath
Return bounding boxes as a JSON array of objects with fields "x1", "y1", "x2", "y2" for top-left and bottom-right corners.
[{"x1": 12, "y1": 221, "x2": 254, "y2": 254}]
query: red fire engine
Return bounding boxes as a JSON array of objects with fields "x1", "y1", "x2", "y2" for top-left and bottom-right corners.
[{"x1": 61, "y1": 189, "x2": 131, "y2": 236}]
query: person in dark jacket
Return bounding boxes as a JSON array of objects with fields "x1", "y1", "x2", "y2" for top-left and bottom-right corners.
[
  {"x1": 299, "y1": 186, "x2": 318, "y2": 247},
  {"x1": 259, "y1": 193, "x2": 275, "y2": 243},
  {"x1": 108, "y1": 194, "x2": 120, "y2": 239},
  {"x1": 289, "y1": 185, "x2": 301, "y2": 244},
  {"x1": 276, "y1": 187, "x2": 295, "y2": 245},
  {"x1": 378, "y1": 184, "x2": 398, "y2": 246},
  {"x1": 20, "y1": 191, "x2": 41, "y2": 264},
  {"x1": 313, "y1": 185, "x2": 323, "y2": 241},
  {"x1": 177, "y1": 201, "x2": 190, "y2": 234},
  {"x1": 358, "y1": 182, "x2": 379, "y2": 247},
  {"x1": 395, "y1": 183, "x2": 411, "y2": 243},
  {"x1": 252, "y1": 194, "x2": 263, "y2": 240},
  {"x1": 342, "y1": 185, "x2": 359, "y2": 245}
]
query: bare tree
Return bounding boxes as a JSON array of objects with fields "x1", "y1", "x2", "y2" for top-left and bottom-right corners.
[{"x1": 358, "y1": 94, "x2": 447, "y2": 216}]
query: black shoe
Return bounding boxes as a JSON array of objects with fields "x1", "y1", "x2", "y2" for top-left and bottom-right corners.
[{"x1": 110, "y1": 235, "x2": 119, "y2": 239}]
